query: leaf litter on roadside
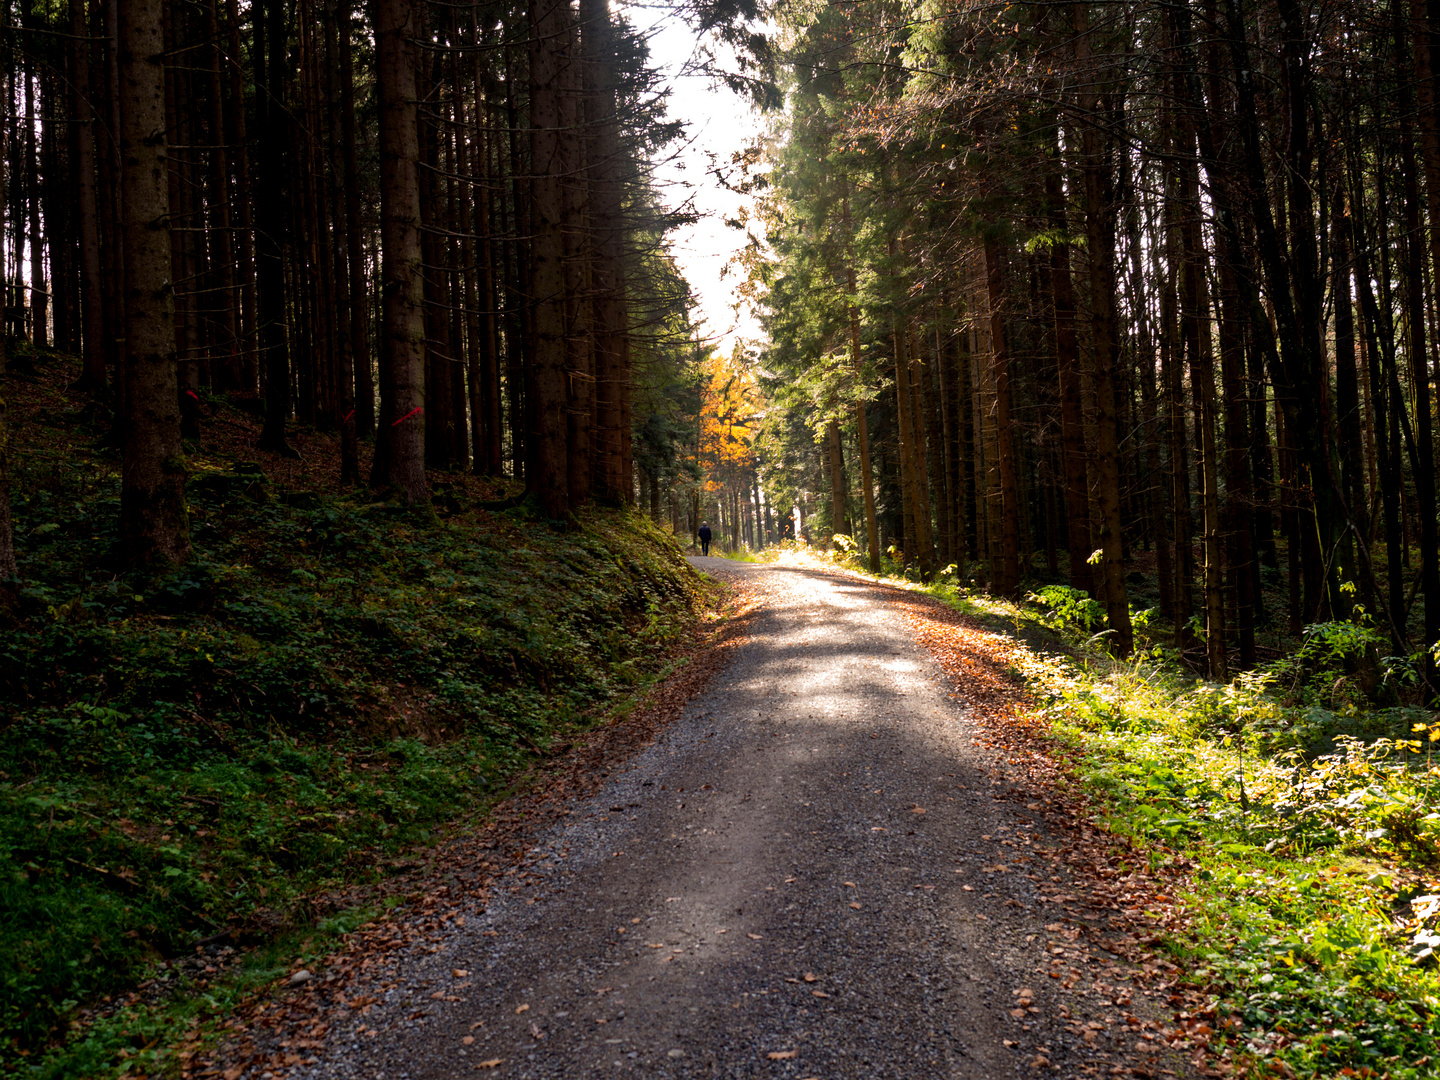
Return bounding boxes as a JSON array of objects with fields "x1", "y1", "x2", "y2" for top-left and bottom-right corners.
[
  {"x1": 184, "y1": 578, "x2": 769, "y2": 1080},
  {"x1": 886, "y1": 583, "x2": 1221, "y2": 1078}
]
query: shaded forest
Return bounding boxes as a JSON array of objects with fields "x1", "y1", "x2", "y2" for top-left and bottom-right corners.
[
  {"x1": 5, "y1": 0, "x2": 1440, "y2": 1072},
  {"x1": 0, "y1": 0, "x2": 773, "y2": 579},
  {"x1": 730, "y1": 0, "x2": 1440, "y2": 694}
]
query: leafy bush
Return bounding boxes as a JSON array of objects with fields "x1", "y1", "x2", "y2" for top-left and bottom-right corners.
[{"x1": 1027, "y1": 584, "x2": 1104, "y2": 634}]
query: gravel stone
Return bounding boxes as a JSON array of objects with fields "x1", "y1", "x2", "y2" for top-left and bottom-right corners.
[{"x1": 262, "y1": 559, "x2": 1184, "y2": 1079}]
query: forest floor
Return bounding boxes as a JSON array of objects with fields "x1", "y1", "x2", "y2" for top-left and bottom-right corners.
[
  {"x1": 0, "y1": 348, "x2": 714, "y2": 1076},
  {"x1": 189, "y1": 555, "x2": 1209, "y2": 1080}
]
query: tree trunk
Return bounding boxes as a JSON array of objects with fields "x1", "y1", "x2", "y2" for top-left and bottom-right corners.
[
  {"x1": 1218, "y1": 242, "x2": 1257, "y2": 667},
  {"x1": 24, "y1": 66, "x2": 45, "y2": 349},
  {"x1": 338, "y1": 0, "x2": 371, "y2": 435},
  {"x1": 984, "y1": 234, "x2": 1020, "y2": 597},
  {"x1": 582, "y1": 0, "x2": 631, "y2": 503},
  {"x1": 418, "y1": 69, "x2": 457, "y2": 470},
  {"x1": 1397, "y1": 0, "x2": 1440, "y2": 690},
  {"x1": 1073, "y1": 0, "x2": 1132, "y2": 653},
  {"x1": 527, "y1": 0, "x2": 570, "y2": 517},
  {"x1": 827, "y1": 419, "x2": 847, "y2": 541},
  {"x1": 560, "y1": 18, "x2": 592, "y2": 507},
  {"x1": 71, "y1": 0, "x2": 106, "y2": 391},
  {"x1": 1045, "y1": 146, "x2": 1093, "y2": 594},
  {"x1": 203, "y1": 0, "x2": 240, "y2": 392},
  {"x1": 254, "y1": 0, "x2": 293, "y2": 455},
  {"x1": 1353, "y1": 203, "x2": 1408, "y2": 648},
  {"x1": 223, "y1": 0, "x2": 257, "y2": 392},
  {"x1": 370, "y1": 0, "x2": 429, "y2": 505},
  {"x1": 1331, "y1": 202, "x2": 1371, "y2": 614},
  {"x1": 323, "y1": 0, "x2": 357, "y2": 482},
  {"x1": 117, "y1": 0, "x2": 189, "y2": 565},
  {"x1": 842, "y1": 180, "x2": 881, "y2": 571},
  {"x1": 0, "y1": 148, "x2": 12, "y2": 582},
  {"x1": 1178, "y1": 127, "x2": 1225, "y2": 678},
  {"x1": 892, "y1": 315, "x2": 932, "y2": 575}
]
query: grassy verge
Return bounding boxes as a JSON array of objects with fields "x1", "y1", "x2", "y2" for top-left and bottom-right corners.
[
  {"x1": 1, "y1": 352, "x2": 712, "y2": 1072},
  {"x1": 818, "y1": 543, "x2": 1439, "y2": 1079}
]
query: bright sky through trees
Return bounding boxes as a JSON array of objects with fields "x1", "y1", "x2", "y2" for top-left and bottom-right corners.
[{"x1": 641, "y1": 6, "x2": 764, "y2": 351}]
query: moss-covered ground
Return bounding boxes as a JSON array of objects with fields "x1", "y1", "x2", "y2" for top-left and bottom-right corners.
[{"x1": 0, "y1": 348, "x2": 712, "y2": 1072}]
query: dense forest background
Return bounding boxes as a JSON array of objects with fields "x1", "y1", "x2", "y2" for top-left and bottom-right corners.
[
  {"x1": 716, "y1": 0, "x2": 1440, "y2": 696},
  {"x1": 5, "y1": 0, "x2": 1440, "y2": 1071},
  {"x1": 0, "y1": 0, "x2": 779, "y2": 581}
]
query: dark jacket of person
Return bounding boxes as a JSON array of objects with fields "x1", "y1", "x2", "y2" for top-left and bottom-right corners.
[{"x1": 698, "y1": 526, "x2": 712, "y2": 543}]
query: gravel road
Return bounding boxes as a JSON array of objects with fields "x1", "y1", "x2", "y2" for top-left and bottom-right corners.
[{"x1": 275, "y1": 558, "x2": 1177, "y2": 1080}]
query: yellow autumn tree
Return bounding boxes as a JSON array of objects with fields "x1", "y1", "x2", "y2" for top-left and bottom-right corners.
[{"x1": 695, "y1": 346, "x2": 765, "y2": 550}]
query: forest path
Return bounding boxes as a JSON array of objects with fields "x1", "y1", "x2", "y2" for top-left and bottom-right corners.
[{"x1": 264, "y1": 559, "x2": 1187, "y2": 1080}]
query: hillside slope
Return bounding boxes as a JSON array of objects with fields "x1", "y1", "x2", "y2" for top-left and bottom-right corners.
[{"x1": 0, "y1": 348, "x2": 711, "y2": 1058}]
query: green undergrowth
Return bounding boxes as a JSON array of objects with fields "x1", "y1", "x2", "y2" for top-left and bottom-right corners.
[
  {"x1": 0, "y1": 389, "x2": 710, "y2": 1070},
  {"x1": 822, "y1": 540, "x2": 1439, "y2": 1080},
  {"x1": 991, "y1": 594, "x2": 1437, "y2": 1078},
  {"x1": 1012, "y1": 625, "x2": 1440, "y2": 1070},
  {"x1": 24, "y1": 902, "x2": 385, "y2": 1080}
]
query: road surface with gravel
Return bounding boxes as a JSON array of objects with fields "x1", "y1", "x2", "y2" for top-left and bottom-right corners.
[{"x1": 267, "y1": 557, "x2": 1179, "y2": 1080}]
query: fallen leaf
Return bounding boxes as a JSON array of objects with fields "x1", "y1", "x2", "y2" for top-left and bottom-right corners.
[
  {"x1": 911, "y1": 806, "x2": 926, "y2": 814},
  {"x1": 463, "y1": 1036, "x2": 475, "y2": 1046},
  {"x1": 802, "y1": 972, "x2": 818, "y2": 983},
  {"x1": 811, "y1": 990, "x2": 830, "y2": 999},
  {"x1": 470, "y1": 1021, "x2": 485, "y2": 1031},
  {"x1": 849, "y1": 902, "x2": 862, "y2": 910},
  {"x1": 453, "y1": 969, "x2": 469, "y2": 978},
  {"x1": 530, "y1": 1022, "x2": 545, "y2": 1040},
  {"x1": 843, "y1": 881, "x2": 857, "y2": 888},
  {"x1": 515, "y1": 1003, "x2": 530, "y2": 1014},
  {"x1": 476, "y1": 1060, "x2": 503, "y2": 1069},
  {"x1": 767, "y1": 1050, "x2": 798, "y2": 1060},
  {"x1": 962, "y1": 885, "x2": 974, "y2": 892},
  {"x1": 747, "y1": 933, "x2": 763, "y2": 940}
]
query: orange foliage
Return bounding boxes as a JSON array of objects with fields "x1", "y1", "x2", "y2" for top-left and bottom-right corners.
[{"x1": 697, "y1": 350, "x2": 757, "y2": 490}]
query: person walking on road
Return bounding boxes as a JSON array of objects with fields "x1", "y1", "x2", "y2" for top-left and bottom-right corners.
[{"x1": 698, "y1": 522, "x2": 712, "y2": 556}]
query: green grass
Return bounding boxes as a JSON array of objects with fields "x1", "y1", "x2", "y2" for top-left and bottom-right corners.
[
  {"x1": 1018, "y1": 641, "x2": 1440, "y2": 1079},
  {"x1": 0, "y1": 373, "x2": 712, "y2": 1071}
]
